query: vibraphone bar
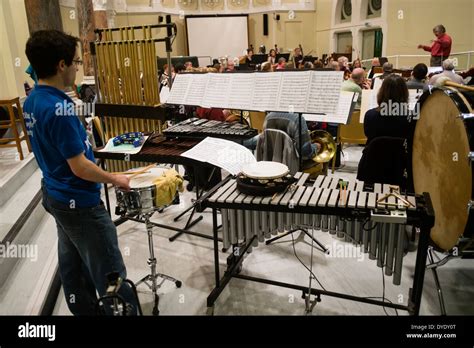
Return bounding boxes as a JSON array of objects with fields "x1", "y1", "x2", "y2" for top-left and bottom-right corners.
[
  {"x1": 197, "y1": 174, "x2": 435, "y2": 315},
  {"x1": 163, "y1": 118, "x2": 258, "y2": 140}
]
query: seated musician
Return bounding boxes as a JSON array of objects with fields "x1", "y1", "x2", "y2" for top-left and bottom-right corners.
[
  {"x1": 358, "y1": 75, "x2": 416, "y2": 189},
  {"x1": 367, "y1": 57, "x2": 381, "y2": 79},
  {"x1": 243, "y1": 48, "x2": 254, "y2": 65},
  {"x1": 276, "y1": 57, "x2": 286, "y2": 70},
  {"x1": 428, "y1": 59, "x2": 465, "y2": 85},
  {"x1": 293, "y1": 47, "x2": 303, "y2": 68},
  {"x1": 341, "y1": 68, "x2": 367, "y2": 109},
  {"x1": 267, "y1": 49, "x2": 277, "y2": 68},
  {"x1": 406, "y1": 63, "x2": 429, "y2": 90},
  {"x1": 362, "y1": 75, "x2": 415, "y2": 145},
  {"x1": 377, "y1": 62, "x2": 394, "y2": 80}
]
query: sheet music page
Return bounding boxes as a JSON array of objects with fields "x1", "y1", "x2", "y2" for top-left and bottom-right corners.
[
  {"x1": 306, "y1": 71, "x2": 344, "y2": 114},
  {"x1": 166, "y1": 74, "x2": 192, "y2": 105},
  {"x1": 202, "y1": 73, "x2": 232, "y2": 108},
  {"x1": 360, "y1": 89, "x2": 378, "y2": 123},
  {"x1": 186, "y1": 74, "x2": 209, "y2": 106},
  {"x1": 227, "y1": 73, "x2": 255, "y2": 110},
  {"x1": 275, "y1": 71, "x2": 311, "y2": 113},
  {"x1": 181, "y1": 137, "x2": 256, "y2": 175},
  {"x1": 372, "y1": 77, "x2": 383, "y2": 91},
  {"x1": 251, "y1": 73, "x2": 282, "y2": 111},
  {"x1": 303, "y1": 91, "x2": 355, "y2": 124}
]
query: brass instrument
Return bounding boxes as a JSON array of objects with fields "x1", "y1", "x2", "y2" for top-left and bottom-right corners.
[{"x1": 310, "y1": 130, "x2": 337, "y2": 163}]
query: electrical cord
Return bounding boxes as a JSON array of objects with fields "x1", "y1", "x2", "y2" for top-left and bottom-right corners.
[{"x1": 290, "y1": 230, "x2": 327, "y2": 292}]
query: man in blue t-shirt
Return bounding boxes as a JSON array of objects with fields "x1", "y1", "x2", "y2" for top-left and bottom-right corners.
[{"x1": 24, "y1": 30, "x2": 137, "y2": 315}]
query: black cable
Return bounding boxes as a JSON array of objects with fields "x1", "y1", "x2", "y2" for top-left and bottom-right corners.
[
  {"x1": 290, "y1": 230, "x2": 327, "y2": 291},
  {"x1": 362, "y1": 218, "x2": 378, "y2": 232}
]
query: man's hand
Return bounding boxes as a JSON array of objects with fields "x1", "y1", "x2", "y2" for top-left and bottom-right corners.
[
  {"x1": 112, "y1": 174, "x2": 131, "y2": 191},
  {"x1": 417, "y1": 44, "x2": 423, "y2": 49}
]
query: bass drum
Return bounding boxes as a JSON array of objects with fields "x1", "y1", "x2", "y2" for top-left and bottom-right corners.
[{"x1": 413, "y1": 87, "x2": 474, "y2": 251}]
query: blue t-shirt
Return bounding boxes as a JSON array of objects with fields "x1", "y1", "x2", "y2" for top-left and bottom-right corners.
[{"x1": 23, "y1": 85, "x2": 101, "y2": 208}]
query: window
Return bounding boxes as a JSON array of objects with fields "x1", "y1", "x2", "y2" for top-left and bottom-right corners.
[
  {"x1": 341, "y1": 0, "x2": 352, "y2": 22},
  {"x1": 367, "y1": 0, "x2": 382, "y2": 19}
]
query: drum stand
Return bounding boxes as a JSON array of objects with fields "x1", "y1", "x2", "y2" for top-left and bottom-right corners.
[{"x1": 135, "y1": 212, "x2": 182, "y2": 316}]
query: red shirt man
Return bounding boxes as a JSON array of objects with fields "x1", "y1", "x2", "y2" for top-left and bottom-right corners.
[{"x1": 418, "y1": 25, "x2": 452, "y2": 67}]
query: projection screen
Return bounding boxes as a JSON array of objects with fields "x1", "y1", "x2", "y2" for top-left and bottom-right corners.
[{"x1": 185, "y1": 15, "x2": 249, "y2": 67}]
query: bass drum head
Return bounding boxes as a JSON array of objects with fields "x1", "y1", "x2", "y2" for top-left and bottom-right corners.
[{"x1": 413, "y1": 88, "x2": 473, "y2": 250}]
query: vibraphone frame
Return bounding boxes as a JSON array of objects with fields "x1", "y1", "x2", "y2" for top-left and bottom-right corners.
[{"x1": 197, "y1": 176, "x2": 435, "y2": 315}]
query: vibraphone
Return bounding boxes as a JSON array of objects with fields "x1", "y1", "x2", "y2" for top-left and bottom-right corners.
[
  {"x1": 163, "y1": 118, "x2": 258, "y2": 140},
  {"x1": 197, "y1": 173, "x2": 435, "y2": 315}
]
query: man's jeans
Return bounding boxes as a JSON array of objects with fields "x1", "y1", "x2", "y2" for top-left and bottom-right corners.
[{"x1": 42, "y1": 185, "x2": 137, "y2": 315}]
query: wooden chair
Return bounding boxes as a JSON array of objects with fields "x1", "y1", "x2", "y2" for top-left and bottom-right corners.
[
  {"x1": 0, "y1": 97, "x2": 32, "y2": 160},
  {"x1": 248, "y1": 111, "x2": 266, "y2": 133},
  {"x1": 331, "y1": 110, "x2": 367, "y2": 173}
]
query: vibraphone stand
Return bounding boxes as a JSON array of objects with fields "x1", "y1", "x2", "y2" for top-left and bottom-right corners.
[
  {"x1": 135, "y1": 212, "x2": 182, "y2": 315},
  {"x1": 168, "y1": 166, "x2": 219, "y2": 242},
  {"x1": 265, "y1": 228, "x2": 328, "y2": 253}
]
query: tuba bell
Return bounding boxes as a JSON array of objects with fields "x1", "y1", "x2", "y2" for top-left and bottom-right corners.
[{"x1": 309, "y1": 130, "x2": 337, "y2": 163}]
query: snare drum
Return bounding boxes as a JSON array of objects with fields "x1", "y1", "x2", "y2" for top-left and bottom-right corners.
[
  {"x1": 115, "y1": 167, "x2": 169, "y2": 215},
  {"x1": 413, "y1": 87, "x2": 474, "y2": 250}
]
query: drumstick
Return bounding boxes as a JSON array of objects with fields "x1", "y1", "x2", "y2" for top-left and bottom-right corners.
[{"x1": 128, "y1": 163, "x2": 157, "y2": 179}]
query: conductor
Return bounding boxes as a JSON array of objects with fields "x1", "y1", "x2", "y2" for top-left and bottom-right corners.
[{"x1": 417, "y1": 24, "x2": 452, "y2": 67}]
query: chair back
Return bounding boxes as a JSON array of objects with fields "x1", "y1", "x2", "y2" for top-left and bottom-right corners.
[
  {"x1": 256, "y1": 128, "x2": 299, "y2": 175},
  {"x1": 357, "y1": 136, "x2": 413, "y2": 191}
]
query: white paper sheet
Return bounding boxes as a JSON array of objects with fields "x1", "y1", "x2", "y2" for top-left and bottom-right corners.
[
  {"x1": 202, "y1": 73, "x2": 232, "y2": 108},
  {"x1": 227, "y1": 73, "x2": 255, "y2": 110},
  {"x1": 181, "y1": 137, "x2": 256, "y2": 175},
  {"x1": 185, "y1": 74, "x2": 209, "y2": 106},
  {"x1": 303, "y1": 91, "x2": 355, "y2": 124},
  {"x1": 276, "y1": 71, "x2": 311, "y2": 112},
  {"x1": 251, "y1": 73, "x2": 282, "y2": 111},
  {"x1": 360, "y1": 89, "x2": 378, "y2": 123},
  {"x1": 166, "y1": 74, "x2": 192, "y2": 105},
  {"x1": 306, "y1": 71, "x2": 344, "y2": 114}
]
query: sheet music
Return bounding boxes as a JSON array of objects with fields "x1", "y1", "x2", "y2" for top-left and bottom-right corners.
[
  {"x1": 303, "y1": 91, "x2": 355, "y2": 124},
  {"x1": 227, "y1": 73, "x2": 255, "y2": 110},
  {"x1": 166, "y1": 74, "x2": 192, "y2": 105},
  {"x1": 360, "y1": 89, "x2": 378, "y2": 123},
  {"x1": 306, "y1": 71, "x2": 344, "y2": 114},
  {"x1": 276, "y1": 71, "x2": 311, "y2": 113},
  {"x1": 185, "y1": 74, "x2": 209, "y2": 106},
  {"x1": 251, "y1": 73, "x2": 282, "y2": 111},
  {"x1": 181, "y1": 137, "x2": 256, "y2": 175},
  {"x1": 202, "y1": 73, "x2": 232, "y2": 108},
  {"x1": 372, "y1": 77, "x2": 383, "y2": 91}
]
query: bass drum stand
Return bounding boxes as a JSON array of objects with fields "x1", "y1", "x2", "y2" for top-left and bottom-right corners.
[{"x1": 136, "y1": 212, "x2": 182, "y2": 315}]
